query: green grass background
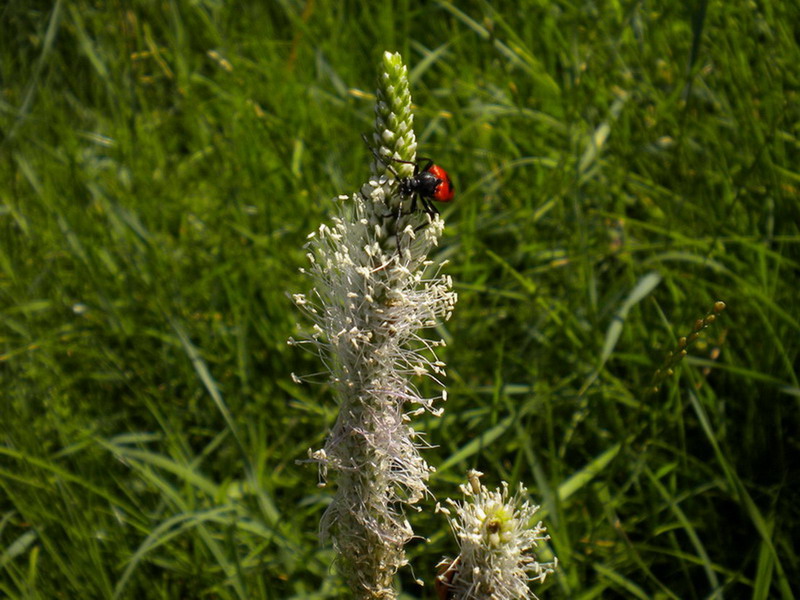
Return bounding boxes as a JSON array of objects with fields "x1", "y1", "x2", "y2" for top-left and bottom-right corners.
[{"x1": 2, "y1": 1, "x2": 798, "y2": 598}]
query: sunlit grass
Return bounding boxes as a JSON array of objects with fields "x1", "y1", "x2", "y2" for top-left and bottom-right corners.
[{"x1": 1, "y1": 1, "x2": 798, "y2": 598}]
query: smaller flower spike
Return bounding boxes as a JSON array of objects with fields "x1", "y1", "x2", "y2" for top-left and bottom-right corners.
[{"x1": 438, "y1": 471, "x2": 557, "y2": 600}]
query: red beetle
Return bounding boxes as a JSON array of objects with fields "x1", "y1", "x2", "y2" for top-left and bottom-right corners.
[
  {"x1": 362, "y1": 134, "x2": 455, "y2": 221},
  {"x1": 393, "y1": 157, "x2": 455, "y2": 219}
]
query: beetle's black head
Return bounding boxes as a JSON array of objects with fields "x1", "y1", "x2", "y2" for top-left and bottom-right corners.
[{"x1": 400, "y1": 170, "x2": 441, "y2": 199}]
